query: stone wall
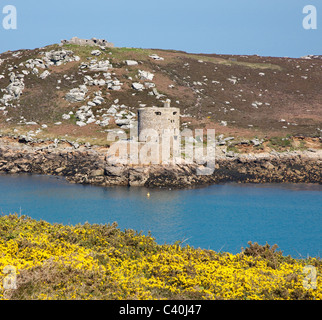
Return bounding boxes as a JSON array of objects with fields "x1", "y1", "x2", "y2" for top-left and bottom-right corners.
[
  {"x1": 61, "y1": 37, "x2": 114, "y2": 48},
  {"x1": 138, "y1": 107, "x2": 180, "y2": 142}
]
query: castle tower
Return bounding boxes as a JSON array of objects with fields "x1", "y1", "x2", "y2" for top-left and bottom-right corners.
[{"x1": 138, "y1": 100, "x2": 180, "y2": 142}]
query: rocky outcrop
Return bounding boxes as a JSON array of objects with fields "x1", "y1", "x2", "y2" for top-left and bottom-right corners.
[
  {"x1": 65, "y1": 85, "x2": 88, "y2": 103},
  {"x1": 0, "y1": 136, "x2": 321, "y2": 188}
]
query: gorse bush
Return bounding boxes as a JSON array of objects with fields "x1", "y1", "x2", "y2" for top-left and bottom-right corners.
[{"x1": 0, "y1": 214, "x2": 320, "y2": 300}]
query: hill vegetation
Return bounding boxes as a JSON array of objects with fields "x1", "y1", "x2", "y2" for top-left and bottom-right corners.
[
  {"x1": 0, "y1": 215, "x2": 320, "y2": 300},
  {"x1": 0, "y1": 43, "x2": 321, "y2": 146}
]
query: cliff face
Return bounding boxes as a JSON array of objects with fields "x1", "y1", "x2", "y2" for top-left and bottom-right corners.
[{"x1": 0, "y1": 136, "x2": 321, "y2": 188}]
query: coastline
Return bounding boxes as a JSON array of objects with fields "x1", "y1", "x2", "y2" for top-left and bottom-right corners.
[{"x1": 0, "y1": 135, "x2": 321, "y2": 188}]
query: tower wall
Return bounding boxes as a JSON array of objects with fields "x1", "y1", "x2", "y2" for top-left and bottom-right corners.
[{"x1": 138, "y1": 107, "x2": 180, "y2": 142}]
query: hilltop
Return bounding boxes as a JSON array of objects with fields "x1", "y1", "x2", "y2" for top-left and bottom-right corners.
[{"x1": 0, "y1": 40, "x2": 321, "y2": 150}]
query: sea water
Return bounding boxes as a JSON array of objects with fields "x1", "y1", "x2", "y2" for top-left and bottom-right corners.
[{"x1": 0, "y1": 173, "x2": 321, "y2": 257}]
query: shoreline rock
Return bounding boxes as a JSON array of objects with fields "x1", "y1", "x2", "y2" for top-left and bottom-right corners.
[{"x1": 0, "y1": 136, "x2": 321, "y2": 189}]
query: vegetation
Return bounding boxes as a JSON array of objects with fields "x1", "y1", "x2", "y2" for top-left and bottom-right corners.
[
  {"x1": 268, "y1": 136, "x2": 292, "y2": 151},
  {"x1": 226, "y1": 145, "x2": 240, "y2": 154},
  {"x1": 0, "y1": 215, "x2": 320, "y2": 300},
  {"x1": 183, "y1": 53, "x2": 283, "y2": 70}
]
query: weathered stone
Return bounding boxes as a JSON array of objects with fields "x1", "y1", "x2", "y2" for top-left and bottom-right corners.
[
  {"x1": 125, "y1": 60, "x2": 138, "y2": 66},
  {"x1": 149, "y1": 54, "x2": 164, "y2": 61},
  {"x1": 91, "y1": 169, "x2": 105, "y2": 177},
  {"x1": 132, "y1": 83, "x2": 144, "y2": 90},
  {"x1": 61, "y1": 37, "x2": 114, "y2": 48},
  {"x1": 138, "y1": 70, "x2": 154, "y2": 81},
  {"x1": 91, "y1": 50, "x2": 102, "y2": 56},
  {"x1": 65, "y1": 86, "x2": 87, "y2": 102},
  {"x1": 39, "y1": 70, "x2": 50, "y2": 79}
]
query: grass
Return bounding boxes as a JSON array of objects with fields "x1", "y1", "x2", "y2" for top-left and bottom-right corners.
[
  {"x1": 60, "y1": 44, "x2": 155, "y2": 64},
  {"x1": 268, "y1": 136, "x2": 292, "y2": 151},
  {"x1": 0, "y1": 215, "x2": 321, "y2": 300},
  {"x1": 226, "y1": 145, "x2": 240, "y2": 154},
  {"x1": 185, "y1": 54, "x2": 283, "y2": 71}
]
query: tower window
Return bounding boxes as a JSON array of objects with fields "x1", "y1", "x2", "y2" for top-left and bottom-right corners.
[
  {"x1": 155, "y1": 112, "x2": 162, "y2": 116},
  {"x1": 173, "y1": 112, "x2": 177, "y2": 115}
]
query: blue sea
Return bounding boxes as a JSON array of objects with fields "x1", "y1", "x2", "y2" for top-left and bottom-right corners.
[{"x1": 0, "y1": 173, "x2": 321, "y2": 258}]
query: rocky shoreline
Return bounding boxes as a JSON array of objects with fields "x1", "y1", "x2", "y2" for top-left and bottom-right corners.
[{"x1": 0, "y1": 136, "x2": 321, "y2": 188}]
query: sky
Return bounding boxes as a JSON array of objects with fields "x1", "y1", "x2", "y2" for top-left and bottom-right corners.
[{"x1": 0, "y1": 0, "x2": 321, "y2": 57}]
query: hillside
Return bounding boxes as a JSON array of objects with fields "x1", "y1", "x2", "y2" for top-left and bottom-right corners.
[
  {"x1": 1, "y1": 215, "x2": 321, "y2": 300},
  {"x1": 0, "y1": 41, "x2": 321, "y2": 147}
]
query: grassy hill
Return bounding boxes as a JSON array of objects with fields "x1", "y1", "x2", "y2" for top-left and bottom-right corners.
[{"x1": 0, "y1": 42, "x2": 321, "y2": 147}]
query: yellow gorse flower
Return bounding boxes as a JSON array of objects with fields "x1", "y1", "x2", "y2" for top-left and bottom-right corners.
[{"x1": 0, "y1": 214, "x2": 320, "y2": 300}]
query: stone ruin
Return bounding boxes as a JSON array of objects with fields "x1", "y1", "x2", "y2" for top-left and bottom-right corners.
[{"x1": 61, "y1": 37, "x2": 114, "y2": 48}]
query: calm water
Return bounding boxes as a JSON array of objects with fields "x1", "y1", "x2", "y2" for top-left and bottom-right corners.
[{"x1": 0, "y1": 173, "x2": 321, "y2": 258}]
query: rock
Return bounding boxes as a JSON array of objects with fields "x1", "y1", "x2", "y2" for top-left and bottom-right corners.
[
  {"x1": 144, "y1": 82, "x2": 155, "y2": 89},
  {"x1": 251, "y1": 139, "x2": 263, "y2": 146},
  {"x1": 87, "y1": 117, "x2": 96, "y2": 124},
  {"x1": 262, "y1": 162, "x2": 275, "y2": 170},
  {"x1": 39, "y1": 70, "x2": 50, "y2": 79},
  {"x1": 107, "y1": 106, "x2": 118, "y2": 114},
  {"x1": 91, "y1": 50, "x2": 102, "y2": 56},
  {"x1": 227, "y1": 78, "x2": 237, "y2": 85},
  {"x1": 152, "y1": 88, "x2": 164, "y2": 97},
  {"x1": 3, "y1": 73, "x2": 25, "y2": 102},
  {"x1": 76, "y1": 121, "x2": 87, "y2": 127},
  {"x1": 92, "y1": 97, "x2": 104, "y2": 105},
  {"x1": 79, "y1": 85, "x2": 88, "y2": 93},
  {"x1": 44, "y1": 50, "x2": 76, "y2": 66},
  {"x1": 149, "y1": 54, "x2": 164, "y2": 61},
  {"x1": 71, "y1": 142, "x2": 80, "y2": 149},
  {"x1": 125, "y1": 60, "x2": 138, "y2": 66},
  {"x1": 55, "y1": 167, "x2": 65, "y2": 173},
  {"x1": 90, "y1": 169, "x2": 105, "y2": 177},
  {"x1": 111, "y1": 86, "x2": 121, "y2": 91},
  {"x1": 65, "y1": 86, "x2": 87, "y2": 102},
  {"x1": 115, "y1": 119, "x2": 131, "y2": 126},
  {"x1": 87, "y1": 101, "x2": 96, "y2": 107},
  {"x1": 138, "y1": 70, "x2": 154, "y2": 81},
  {"x1": 0, "y1": 136, "x2": 321, "y2": 188},
  {"x1": 89, "y1": 60, "x2": 112, "y2": 72},
  {"x1": 100, "y1": 118, "x2": 110, "y2": 127},
  {"x1": 132, "y1": 83, "x2": 144, "y2": 90},
  {"x1": 97, "y1": 79, "x2": 107, "y2": 86},
  {"x1": 84, "y1": 75, "x2": 94, "y2": 85}
]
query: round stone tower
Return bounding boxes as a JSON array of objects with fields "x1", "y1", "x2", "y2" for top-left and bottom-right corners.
[{"x1": 138, "y1": 100, "x2": 180, "y2": 142}]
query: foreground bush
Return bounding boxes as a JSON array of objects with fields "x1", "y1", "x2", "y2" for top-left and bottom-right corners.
[{"x1": 0, "y1": 214, "x2": 320, "y2": 300}]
